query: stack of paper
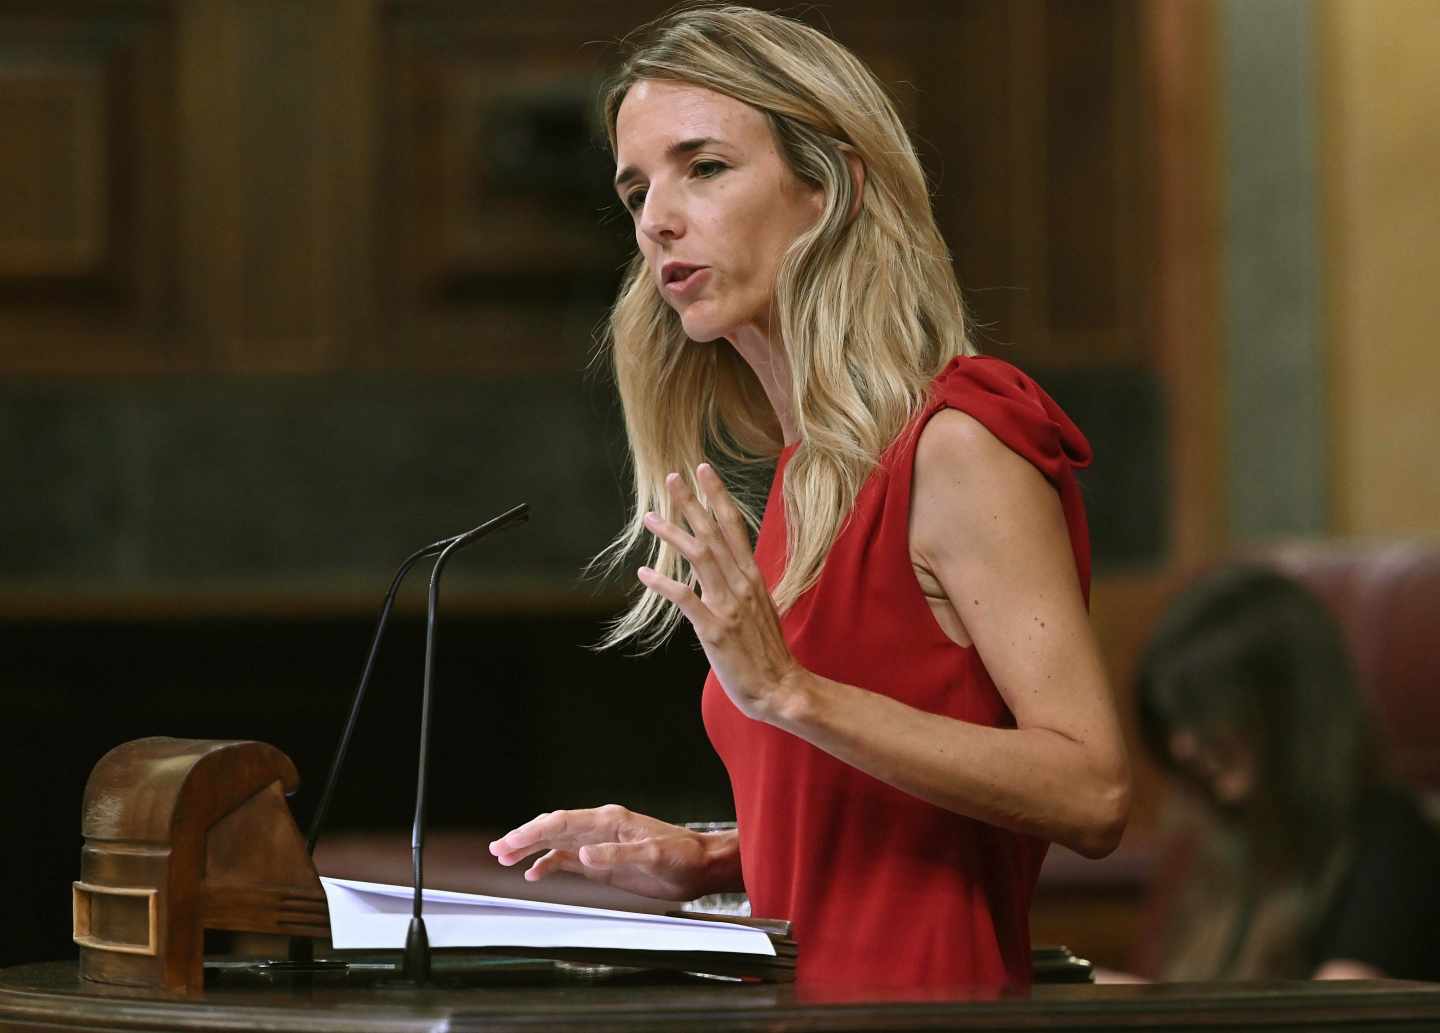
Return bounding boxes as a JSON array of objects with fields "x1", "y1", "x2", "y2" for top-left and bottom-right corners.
[{"x1": 320, "y1": 877, "x2": 795, "y2": 981}]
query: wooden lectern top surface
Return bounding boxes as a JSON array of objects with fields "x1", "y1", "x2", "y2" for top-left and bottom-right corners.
[{"x1": 3, "y1": 961, "x2": 1440, "y2": 1033}]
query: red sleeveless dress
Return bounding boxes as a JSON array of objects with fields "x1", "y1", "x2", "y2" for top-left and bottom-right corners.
[{"x1": 701, "y1": 356, "x2": 1093, "y2": 989}]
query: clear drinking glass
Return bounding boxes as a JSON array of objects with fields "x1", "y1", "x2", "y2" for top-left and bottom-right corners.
[{"x1": 679, "y1": 821, "x2": 751, "y2": 917}]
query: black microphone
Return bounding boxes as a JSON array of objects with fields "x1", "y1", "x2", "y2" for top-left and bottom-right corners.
[
  {"x1": 305, "y1": 502, "x2": 528, "y2": 857},
  {"x1": 403, "y1": 504, "x2": 529, "y2": 983},
  {"x1": 305, "y1": 531, "x2": 460, "y2": 857},
  {"x1": 298, "y1": 505, "x2": 529, "y2": 978},
  {"x1": 303, "y1": 507, "x2": 529, "y2": 852}
]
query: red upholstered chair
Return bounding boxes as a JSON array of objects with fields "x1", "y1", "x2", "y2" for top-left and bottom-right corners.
[{"x1": 1260, "y1": 540, "x2": 1440, "y2": 797}]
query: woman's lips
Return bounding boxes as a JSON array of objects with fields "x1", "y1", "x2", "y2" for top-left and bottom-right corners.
[{"x1": 663, "y1": 266, "x2": 710, "y2": 298}]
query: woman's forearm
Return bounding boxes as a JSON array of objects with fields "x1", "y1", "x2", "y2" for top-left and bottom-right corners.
[{"x1": 769, "y1": 669, "x2": 1130, "y2": 858}]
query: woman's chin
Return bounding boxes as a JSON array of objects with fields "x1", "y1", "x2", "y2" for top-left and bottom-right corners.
[{"x1": 677, "y1": 317, "x2": 728, "y2": 344}]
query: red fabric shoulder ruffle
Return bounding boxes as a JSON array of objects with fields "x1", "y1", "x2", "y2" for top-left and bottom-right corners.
[{"x1": 924, "y1": 355, "x2": 1092, "y2": 486}]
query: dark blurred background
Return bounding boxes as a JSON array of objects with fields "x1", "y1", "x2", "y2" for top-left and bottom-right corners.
[{"x1": 2, "y1": 0, "x2": 1436, "y2": 972}]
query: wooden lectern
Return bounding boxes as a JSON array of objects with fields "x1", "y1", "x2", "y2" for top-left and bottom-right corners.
[
  {"x1": 28, "y1": 738, "x2": 1440, "y2": 1030},
  {"x1": 72, "y1": 738, "x2": 329, "y2": 995}
]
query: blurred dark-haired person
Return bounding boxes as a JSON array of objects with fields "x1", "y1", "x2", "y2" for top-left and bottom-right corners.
[
  {"x1": 1136, "y1": 564, "x2": 1440, "y2": 981},
  {"x1": 488, "y1": 4, "x2": 1130, "y2": 989}
]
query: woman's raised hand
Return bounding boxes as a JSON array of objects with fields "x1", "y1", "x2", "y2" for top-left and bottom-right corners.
[
  {"x1": 639, "y1": 464, "x2": 806, "y2": 723},
  {"x1": 487, "y1": 805, "x2": 738, "y2": 901}
]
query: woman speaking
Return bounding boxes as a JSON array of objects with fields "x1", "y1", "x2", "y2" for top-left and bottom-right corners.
[{"x1": 490, "y1": 4, "x2": 1130, "y2": 989}]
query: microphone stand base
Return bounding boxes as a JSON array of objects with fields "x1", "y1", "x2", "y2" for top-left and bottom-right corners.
[{"x1": 402, "y1": 917, "x2": 431, "y2": 985}]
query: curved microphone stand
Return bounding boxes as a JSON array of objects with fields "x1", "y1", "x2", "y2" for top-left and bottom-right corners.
[
  {"x1": 404, "y1": 505, "x2": 530, "y2": 982},
  {"x1": 293, "y1": 504, "x2": 530, "y2": 982}
]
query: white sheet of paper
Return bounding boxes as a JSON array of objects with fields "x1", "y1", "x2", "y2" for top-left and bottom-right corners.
[{"x1": 320, "y1": 877, "x2": 776, "y2": 957}]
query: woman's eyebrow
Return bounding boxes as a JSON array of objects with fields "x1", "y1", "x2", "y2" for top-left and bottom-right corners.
[{"x1": 614, "y1": 137, "x2": 723, "y2": 191}]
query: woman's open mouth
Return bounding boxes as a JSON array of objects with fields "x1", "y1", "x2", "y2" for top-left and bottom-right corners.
[{"x1": 662, "y1": 264, "x2": 710, "y2": 297}]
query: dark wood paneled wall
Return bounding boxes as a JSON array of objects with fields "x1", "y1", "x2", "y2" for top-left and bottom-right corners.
[
  {"x1": 0, "y1": 3, "x2": 177, "y2": 371},
  {"x1": 0, "y1": 0, "x2": 1153, "y2": 375},
  {"x1": 0, "y1": 0, "x2": 1175, "y2": 601}
]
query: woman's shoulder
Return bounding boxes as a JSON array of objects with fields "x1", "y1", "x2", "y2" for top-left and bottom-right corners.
[
  {"x1": 912, "y1": 408, "x2": 1021, "y2": 495},
  {"x1": 914, "y1": 354, "x2": 1093, "y2": 484}
]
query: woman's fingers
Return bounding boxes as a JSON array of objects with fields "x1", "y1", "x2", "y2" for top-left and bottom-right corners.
[
  {"x1": 637, "y1": 564, "x2": 712, "y2": 635},
  {"x1": 667, "y1": 471, "x2": 718, "y2": 546},
  {"x1": 489, "y1": 805, "x2": 628, "y2": 866},
  {"x1": 655, "y1": 475, "x2": 740, "y2": 602},
  {"x1": 695, "y1": 463, "x2": 762, "y2": 583},
  {"x1": 652, "y1": 469, "x2": 750, "y2": 601},
  {"x1": 523, "y1": 839, "x2": 689, "y2": 894},
  {"x1": 577, "y1": 839, "x2": 662, "y2": 871},
  {"x1": 489, "y1": 808, "x2": 708, "y2": 897},
  {"x1": 521, "y1": 848, "x2": 622, "y2": 887},
  {"x1": 642, "y1": 510, "x2": 728, "y2": 626},
  {"x1": 523, "y1": 849, "x2": 576, "y2": 882},
  {"x1": 489, "y1": 810, "x2": 568, "y2": 865},
  {"x1": 669, "y1": 469, "x2": 745, "y2": 579}
]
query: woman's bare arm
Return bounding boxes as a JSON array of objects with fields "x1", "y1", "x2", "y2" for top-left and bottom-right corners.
[
  {"x1": 765, "y1": 410, "x2": 1131, "y2": 857},
  {"x1": 639, "y1": 416, "x2": 1129, "y2": 859}
]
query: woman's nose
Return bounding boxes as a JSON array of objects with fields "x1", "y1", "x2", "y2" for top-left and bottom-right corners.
[{"x1": 638, "y1": 188, "x2": 684, "y2": 243}]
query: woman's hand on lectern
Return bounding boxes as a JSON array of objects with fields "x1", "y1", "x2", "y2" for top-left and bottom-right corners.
[{"x1": 488, "y1": 805, "x2": 741, "y2": 901}]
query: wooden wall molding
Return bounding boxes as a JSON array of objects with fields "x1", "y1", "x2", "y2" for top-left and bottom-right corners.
[
  {"x1": 0, "y1": 60, "x2": 108, "y2": 278},
  {"x1": 175, "y1": 0, "x2": 379, "y2": 372},
  {"x1": 0, "y1": 6, "x2": 178, "y2": 372}
]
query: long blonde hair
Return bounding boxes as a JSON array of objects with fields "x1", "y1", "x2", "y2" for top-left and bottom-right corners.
[{"x1": 594, "y1": 4, "x2": 975, "y2": 650}]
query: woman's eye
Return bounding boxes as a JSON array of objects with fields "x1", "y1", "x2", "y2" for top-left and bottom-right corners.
[
  {"x1": 624, "y1": 189, "x2": 647, "y2": 213},
  {"x1": 692, "y1": 160, "x2": 726, "y2": 178}
]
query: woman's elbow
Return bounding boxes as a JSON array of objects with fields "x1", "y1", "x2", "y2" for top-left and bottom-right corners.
[{"x1": 1069, "y1": 770, "x2": 1132, "y2": 859}]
